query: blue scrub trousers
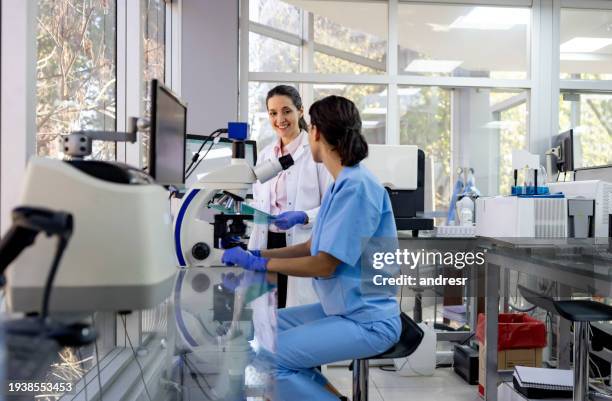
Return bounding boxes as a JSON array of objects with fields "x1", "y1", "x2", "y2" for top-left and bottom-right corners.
[{"x1": 272, "y1": 303, "x2": 400, "y2": 401}]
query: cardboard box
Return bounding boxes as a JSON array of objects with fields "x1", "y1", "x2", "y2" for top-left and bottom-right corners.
[{"x1": 478, "y1": 344, "x2": 543, "y2": 396}]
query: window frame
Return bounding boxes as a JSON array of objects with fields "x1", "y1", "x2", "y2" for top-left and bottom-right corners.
[{"x1": 241, "y1": 0, "x2": 535, "y2": 195}]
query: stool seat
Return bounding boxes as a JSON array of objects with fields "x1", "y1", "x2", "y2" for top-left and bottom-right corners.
[
  {"x1": 517, "y1": 285, "x2": 557, "y2": 314},
  {"x1": 517, "y1": 287, "x2": 612, "y2": 401},
  {"x1": 553, "y1": 300, "x2": 612, "y2": 322},
  {"x1": 351, "y1": 313, "x2": 423, "y2": 401},
  {"x1": 365, "y1": 312, "x2": 424, "y2": 360}
]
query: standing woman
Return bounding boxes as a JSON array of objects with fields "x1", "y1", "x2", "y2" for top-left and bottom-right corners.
[
  {"x1": 249, "y1": 85, "x2": 332, "y2": 308},
  {"x1": 224, "y1": 96, "x2": 401, "y2": 400}
]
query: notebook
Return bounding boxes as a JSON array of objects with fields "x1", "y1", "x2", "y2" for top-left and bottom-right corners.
[
  {"x1": 514, "y1": 366, "x2": 573, "y2": 390},
  {"x1": 513, "y1": 366, "x2": 573, "y2": 399}
]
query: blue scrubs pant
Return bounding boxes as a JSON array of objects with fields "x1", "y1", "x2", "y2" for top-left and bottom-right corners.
[{"x1": 272, "y1": 303, "x2": 400, "y2": 401}]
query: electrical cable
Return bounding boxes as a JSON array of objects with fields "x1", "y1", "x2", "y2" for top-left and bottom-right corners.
[
  {"x1": 588, "y1": 323, "x2": 606, "y2": 383},
  {"x1": 185, "y1": 131, "x2": 224, "y2": 180},
  {"x1": 182, "y1": 355, "x2": 210, "y2": 399},
  {"x1": 185, "y1": 138, "x2": 217, "y2": 180},
  {"x1": 184, "y1": 129, "x2": 226, "y2": 178},
  {"x1": 460, "y1": 332, "x2": 476, "y2": 346},
  {"x1": 41, "y1": 236, "x2": 69, "y2": 319},
  {"x1": 77, "y1": 348, "x2": 89, "y2": 401},
  {"x1": 184, "y1": 128, "x2": 222, "y2": 175},
  {"x1": 182, "y1": 353, "x2": 218, "y2": 400},
  {"x1": 508, "y1": 273, "x2": 550, "y2": 313},
  {"x1": 121, "y1": 315, "x2": 153, "y2": 401},
  {"x1": 92, "y1": 314, "x2": 103, "y2": 401}
]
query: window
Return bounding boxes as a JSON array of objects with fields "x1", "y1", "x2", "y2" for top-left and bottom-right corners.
[
  {"x1": 493, "y1": 92, "x2": 528, "y2": 195},
  {"x1": 313, "y1": 52, "x2": 382, "y2": 75},
  {"x1": 560, "y1": 92, "x2": 612, "y2": 168},
  {"x1": 313, "y1": 84, "x2": 386, "y2": 144},
  {"x1": 399, "y1": 87, "x2": 451, "y2": 213},
  {"x1": 560, "y1": 8, "x2": 612, "y2": 80},
  {"x1": 36, "y1": 0, "x2": 117, "y2": 160},
  {"x1": 312, "y1": 2, "x2": 387, "y2": 74},
  {"x1": 142, "y1": 0, "x2": 166, "y2": 170},
  {"x1": 249, "y1": 32, "x2": 301, "y2": 73},
  {"x1": 246, "y1": 0, "x2": 535, "y2": 218},
  {"x1": 249, "y1": 0, "x2": 301, "y2": 36},
  {"x1": 142, "y1": 0, "x2": 165, "y2": 89},
  {"x1": 455, "y1": 88, "x2": 528, "y2": 197},
  {"x1": 398, "y1": 3, "x2": 530, "y2": 79},
  {"x1": 398, "y1": 87, "x2": 528, "y2": 215}
]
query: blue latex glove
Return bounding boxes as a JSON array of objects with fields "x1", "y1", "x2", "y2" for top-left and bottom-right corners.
[
  {"x1": 273, "y1": 211, "x2": 308, "y2": 230},
  {"x1": 221, "y1": 271, "x2": 267, "y2": 292},
  {"x1": 220, "y1": 235, "x2": 243, "y2": 249},
  {"x1": 222, "y1": 246, "x2": 268, "y2": 272},
  {"x1": 221, "y1": 272, "x2": 244, "y2": 292}
]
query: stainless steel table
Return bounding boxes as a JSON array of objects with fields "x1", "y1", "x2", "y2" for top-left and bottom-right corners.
[{"x1": 480, "y1": 238, "x2": 612, "y2": 401}]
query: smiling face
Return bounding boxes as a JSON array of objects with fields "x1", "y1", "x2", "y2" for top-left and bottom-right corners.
[{"x1": 267, "y1": 95, "x2": 303, "y2": 142}]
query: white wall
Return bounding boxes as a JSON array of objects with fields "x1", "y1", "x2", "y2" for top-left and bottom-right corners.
[
  {"x1": 181, "y1": 0, "x2": 240, "y2": 135},
  {"x1": 0, "y1": 0, "x2": 37, "y2": 235}
]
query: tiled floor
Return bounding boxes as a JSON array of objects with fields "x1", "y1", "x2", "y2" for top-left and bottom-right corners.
[{"x1": 325, "y1": 366, "x2": 482, "y2": 401}]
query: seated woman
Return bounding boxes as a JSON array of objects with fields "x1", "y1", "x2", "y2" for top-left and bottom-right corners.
[{"x1": 222, "y1": 95, "x2": 400, "y2": 400}]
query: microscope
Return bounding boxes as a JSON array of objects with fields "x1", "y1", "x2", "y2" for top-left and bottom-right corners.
[{"x1": 171, "y1": 127, "x2": 293, "y2": 400}]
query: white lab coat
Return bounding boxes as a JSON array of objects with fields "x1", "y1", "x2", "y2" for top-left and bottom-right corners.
[{"x1": 248, "y1": 130, "x2": 332, "y2": 307}]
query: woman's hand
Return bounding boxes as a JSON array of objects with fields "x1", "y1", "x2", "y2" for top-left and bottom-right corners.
[
  {"x1": 273, "y1": 211, "x2": 308, "y2": 230},
  {"x1": 222, "y1": 247, "x2": 268, "y2": 272}
]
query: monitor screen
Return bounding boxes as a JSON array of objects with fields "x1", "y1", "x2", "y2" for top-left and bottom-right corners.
[
  {"x1": 553, "y1": 129, "x2": 574, "y2": 173},
  {"x1": 150, "y1": 79, "x2": 187, "y2": 186},
  {"x1": 185, "y1": 135, "x2": 257, "y2": 188}
]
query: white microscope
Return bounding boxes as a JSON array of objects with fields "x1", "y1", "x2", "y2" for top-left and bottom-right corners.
[{"x1": 171, "y1": 130, "x2": 293, "y2": 400}]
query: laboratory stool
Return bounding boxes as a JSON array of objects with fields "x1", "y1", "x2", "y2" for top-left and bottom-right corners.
[
  {"x1": 518, "y1": 285, "x2": 612, "y2": 401},
  {"x1": 350, "y1": 313, "x2": 424, "y2": 401},
  {"x1": 553, "y1": 300, "x2": 612, "y2": 401}
]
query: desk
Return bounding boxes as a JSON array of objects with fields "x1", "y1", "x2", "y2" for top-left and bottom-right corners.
[
  {"x1": 481, "y1": 238, "x2": 612, "y2": 401},
  {"x1": 397, "y1": 235, "x2": 478, "y2": 343}
]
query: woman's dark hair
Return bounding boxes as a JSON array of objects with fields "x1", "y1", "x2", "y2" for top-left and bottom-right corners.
[
  {"x1": 266, "y1": 85, "x2": 308, "y2": 132},
  {"x1": 309, "y1": 95, "x2": 368, "y2": 166}
]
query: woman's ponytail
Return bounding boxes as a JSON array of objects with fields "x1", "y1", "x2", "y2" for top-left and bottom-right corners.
[{"x1": 298, "y1": 116, "x2": 308, "y2": 132}]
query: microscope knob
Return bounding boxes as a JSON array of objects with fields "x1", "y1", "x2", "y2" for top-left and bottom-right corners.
[{"x1": 192, "y1": 242, "x2": 210, "y2": 260}]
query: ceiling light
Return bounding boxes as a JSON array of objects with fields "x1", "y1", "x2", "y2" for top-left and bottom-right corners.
[
  {"x1": 450, "y1": 7, "x2": 529, "y2": 30},
  {"x1": 405, "y1": 59, "x2": 463, "y2": 73},
  {"x1": 560, "y1": 37, "x2": 612, "y2": 53}
]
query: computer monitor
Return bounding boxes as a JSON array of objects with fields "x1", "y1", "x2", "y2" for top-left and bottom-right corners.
[
  {"x1": 553, "y1": 129, "x2": 574, "y2": 173},
  {"x1": 149, "y1": 79, "x2": 187, "y2": 187},
  {"x1": 184, "y1": 135, "x2": 257, "y2": 187}
]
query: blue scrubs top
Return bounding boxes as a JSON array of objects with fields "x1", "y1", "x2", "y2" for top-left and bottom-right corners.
[{"x1": 310, "y1": 163, "x2": 399, "y2": 323}]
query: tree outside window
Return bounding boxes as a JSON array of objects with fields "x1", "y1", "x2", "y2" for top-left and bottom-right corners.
[{"x1": 36, "y1": 0, "x2": 117, "y2": 160}]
